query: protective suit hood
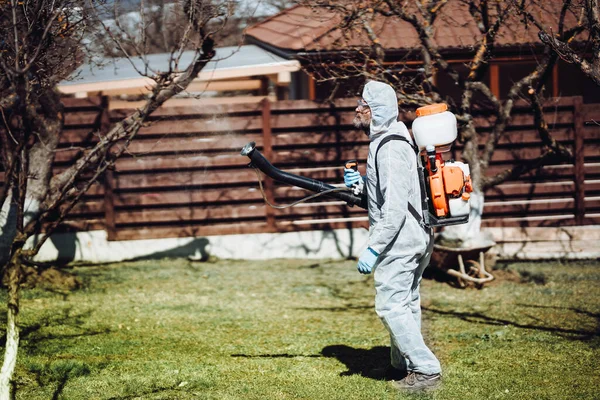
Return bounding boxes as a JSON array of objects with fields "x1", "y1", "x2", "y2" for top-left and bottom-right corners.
[{"x1": 362, "y1": 81, "x2": 399, "y2": 138}]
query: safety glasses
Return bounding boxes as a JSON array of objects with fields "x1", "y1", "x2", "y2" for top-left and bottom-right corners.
[{"x1": 357, "y1": 98, "x2": 369, "y2": 111}]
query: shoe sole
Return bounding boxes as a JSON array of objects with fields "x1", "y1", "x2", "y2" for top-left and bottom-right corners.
[{"x1": 390, "y1": 379, "x2": 442, "y2": 391}]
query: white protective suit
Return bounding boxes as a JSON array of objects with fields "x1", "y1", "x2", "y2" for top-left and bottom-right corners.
[{"x1": 362, "y1": 81, "x2": 441, "y2": 375}]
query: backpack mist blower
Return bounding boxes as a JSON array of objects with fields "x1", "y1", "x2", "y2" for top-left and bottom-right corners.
[
  {"x1": 407, "y1": 103, "x2": 473, "y2": 227},
  {"x1": 241, "y1": 103, "x2": 472, "y2": 228}
]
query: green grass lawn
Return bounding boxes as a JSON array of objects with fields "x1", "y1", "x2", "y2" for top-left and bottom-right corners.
[{"x1": 2, "y1": 257, "x2": 599, "y2": 399}]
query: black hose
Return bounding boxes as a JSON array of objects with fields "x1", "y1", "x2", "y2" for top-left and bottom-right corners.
[
  {"x1": 241, "y1": 142, "x2": 368, "y2": 210},
  {"x1": 252, "y1": 168, "x2": 354, "y2": 209}
]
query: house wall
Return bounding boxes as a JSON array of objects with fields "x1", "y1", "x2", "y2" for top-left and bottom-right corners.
[{"x1": 307, "y1": 60, "x2": 600, "y2": 104}]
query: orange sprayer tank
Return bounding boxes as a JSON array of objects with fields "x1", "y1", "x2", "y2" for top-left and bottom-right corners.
[{"x1": 415, "y1": 104, "x2": 473, "y2": 219}]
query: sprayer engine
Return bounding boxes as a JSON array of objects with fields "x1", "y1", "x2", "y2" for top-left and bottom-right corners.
[
  {"x1": 424, "y1": 149, "x2": 473, "y2": 218},
  {"x1": 413, "y1": 103, "x2": 473, "y2": 223}
]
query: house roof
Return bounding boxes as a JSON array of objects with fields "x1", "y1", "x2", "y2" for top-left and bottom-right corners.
[
  {"x1": 58, "y1": 45, "x2": 300, "y2": 94},
  {"x1": 245, "y1": 2, "x2": 582, "y2": 55}
]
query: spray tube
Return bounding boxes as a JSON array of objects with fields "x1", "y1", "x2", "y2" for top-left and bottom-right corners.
[{"x1": 345, "y1": 159, "x2": 364, "y2": 196}]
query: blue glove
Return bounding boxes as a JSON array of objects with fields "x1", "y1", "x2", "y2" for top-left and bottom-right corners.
[
  {"x1": 357, "y1": 247, "x2": 379, "y2": 274},
  {"x1": 344, "y1": 168, "x2": 362, "y2": 187}
]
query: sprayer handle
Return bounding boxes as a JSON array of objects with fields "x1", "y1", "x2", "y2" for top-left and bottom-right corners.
[{"x1": 345, "y1": 159, "x2": 358, "y2": 171}]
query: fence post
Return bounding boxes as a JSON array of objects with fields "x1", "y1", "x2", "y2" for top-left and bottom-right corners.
[
  {"x1": 261, "y1": 98, "x2": 276, "y2": 231},
  {"x1": 100, "y1": 96, "x2": 117, "y2": 240},
  {"x1": 104, "y1": 169, "x2": 116, "y2": 240},
  {"x1": 573, "y1": 96, "x2": 585, "y2": 225}
]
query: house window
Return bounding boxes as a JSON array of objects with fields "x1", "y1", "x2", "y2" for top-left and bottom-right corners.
[
  {"x1": 435, "y1": 63, "x2": 492, "y2": 109},
  {"x1": 557, "y1": 60, "x2": 600, "y2": 104},
  {"x1": 497, "y1": 61, "x2": 554, "y2": 99},
  {"x1": 499, "y1": 62, "x2": 532, "y2": 98}
]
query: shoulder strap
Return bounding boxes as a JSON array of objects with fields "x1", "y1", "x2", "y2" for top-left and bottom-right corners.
[
  {"x1": 374, "y1": 135, "x2": 417, "y2": 184},
  {"x1": 374, "y1": 134, "x2": 428, "y2": 230}
]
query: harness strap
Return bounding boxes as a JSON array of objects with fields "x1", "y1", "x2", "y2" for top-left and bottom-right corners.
[{"x1": 374, "y1": 134, "x2": 429, "y2": 231}]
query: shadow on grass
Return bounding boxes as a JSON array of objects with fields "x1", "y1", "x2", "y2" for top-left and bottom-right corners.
[
  {"x1": 294, "y1": 305, "x2": 373, "y2": 312},
  {"x1": 104, "y1": 385, "x2": 181, "y2": 400},
  {"x1": 321, "y1": 345, "x2": 399, "y2": 380},
  {"x1": 232, "y1": 345, "x2": 401, "y2": 381},
  {"x1": 15, "y1": 307, "x2": 112, "y2": 354},
  {"x1": 231, "y1": 353, "x2": 322, "y2": 358},
  {"x1": 26, "y1": 359, "x2": 92, "y2": 400},
  {"x1": 423, "y1": 304, "x2": 600, "y2": 341},
  {"x1": 0, "y1": 307, "x2": 112, "y2": 399}
]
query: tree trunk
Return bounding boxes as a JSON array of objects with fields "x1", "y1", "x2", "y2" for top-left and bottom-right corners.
[
  {"x1": 0, "y1": 192, "x2": 43, "y2": 265},
  {"x1": 441, "y1": 123, "x2": 490, "y2": 245},
  {"x1": 0, "y1": 193, "x2": 17, "y2": 268},
  {"x1": 0, "y1": 91, "x2": 55, "y2": 397},
  {"x1": 439, "y1": 190, "x2": 489, "y2": 246},
  {"x1": 0, "y1": 261, "x2": 21, "y2": 400},
  {"x1": 0, "y1": 195, "x2": 26, "y2": 398}
]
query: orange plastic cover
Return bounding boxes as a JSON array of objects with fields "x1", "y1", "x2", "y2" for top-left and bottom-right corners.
[
  {"x1": 442, "y1": 166, "x2": 465, "y2": 197},
  {"x1": 416, "y1": 103, "x2": 448, "y2": 117},
  {"x1": 464, "y1": 176, "x2": 473, "y2": 193},
  {"x1": 428, "y1": 160, "x2": 448, "y2": 217}
]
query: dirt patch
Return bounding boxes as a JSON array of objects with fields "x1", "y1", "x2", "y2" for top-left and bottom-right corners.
[
  {"x1": 21, "y1": 266, "x2": 82, "y2": 291},
  {"x1": 483, "y1": 268, "x2": 522, "y2": 287},
  {"x1": 425, "y1": 264, "x2": 521, "y2": 289}
]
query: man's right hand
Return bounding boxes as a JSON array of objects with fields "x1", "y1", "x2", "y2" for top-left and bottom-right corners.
[{"x1": 344, "y1": 168, "x2": 361, "y2": 187}]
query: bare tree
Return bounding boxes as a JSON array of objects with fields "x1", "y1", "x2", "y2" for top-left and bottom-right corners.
[
  {"x1": 94, "y1": 0, "x2": 241, "y2": 54},
  {"x1": 0, "y1": 0, "x2": 230, "y2": 396},
  {"x1": 300, "y1": 0, "x2": 598, "y2": 242},
  {"x1": 93, "y1": 0, "x2": 285, "y2": 54},
  {"x1": 516, "y1": 0, "x2": 600, "y2": 86}
]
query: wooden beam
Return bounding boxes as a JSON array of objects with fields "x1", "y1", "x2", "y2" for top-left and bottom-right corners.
[
  {"x1": 573, "y1": 96, "x2": 586, "y2": 225},
  {"x1": 258, "y1": 77, "x2": 268, "y2": 96},
  {"x1": 308, "y1": 75, "x2": 316, "y2": 100},
  {"x1": 87, "y1": 79, "x2": 265, "y2": 97},
  {"x1": 58, "y1": 60, "x2": 301, "y2": 95},
  {"x1": 490, "y1": 63, "x2": 500, "y2": 98},
  {"x1": 320, "y1": 55, "x2": 546, "y2": 68},
  {"x1": 104, "y1": 169, "x2": 116, "y2": 240},
  {"x1": 261, "y1": 98, "x2": 277, "y2": 231},
  {"x1": 108, "y1": 95, "x2": 276, "y2": 110},
  {"x1": 185, "y1": 79, "x2": 262, "y2": 92},
  {"x1": 552, "y1": 63, "x2": 559, "y2": 98},
  {"x1": 102, "y1": 96, "x2": 117, "y2": 240}
]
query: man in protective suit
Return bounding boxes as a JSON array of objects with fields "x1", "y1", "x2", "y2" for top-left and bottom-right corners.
[{"x1": 344, "y1": 81, "x2": 442, "y2": 391}]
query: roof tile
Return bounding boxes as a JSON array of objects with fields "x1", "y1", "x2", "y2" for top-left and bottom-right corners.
[{"x1": 246, "y1": 1, "x2": 585, "y2": 53}]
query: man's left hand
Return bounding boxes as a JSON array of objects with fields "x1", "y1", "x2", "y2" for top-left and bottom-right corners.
[{"x1": 357, "y1": 247, "x2": 379, "y2": 274}]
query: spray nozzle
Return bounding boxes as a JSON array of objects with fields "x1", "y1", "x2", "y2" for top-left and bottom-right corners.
[{"x1": 240, "y1": 142, "x2": 256, "y2": 156}]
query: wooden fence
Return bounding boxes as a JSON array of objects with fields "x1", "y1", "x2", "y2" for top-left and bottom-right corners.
[{"x1": 56, "y1": 96, "x2": 600, "y2": 241}]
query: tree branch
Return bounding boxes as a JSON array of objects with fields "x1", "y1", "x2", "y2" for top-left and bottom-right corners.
[
  {"x1": 528, "y1": 88, "x2": 573, "y2": 158},
  {"x1": 514, "y1": 0, "x2": 600, "y2": 86},
  {"x1": 466, "y1": 1, "x2": 512, "y2": 82},
  {"x1": 538, "y1": 31, "x2": 600, "y2": 85},
  {"x1": 25, "y1": 33, "x2": 216, "y2": 240}
]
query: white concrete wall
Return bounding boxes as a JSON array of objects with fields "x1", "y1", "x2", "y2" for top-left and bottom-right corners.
[
  {"x1": 30, "y1": 228, "x2": 370, "y2": 264},
  {"x1": 28, "y1": 226, "x2": 600, "y2": 264}
]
